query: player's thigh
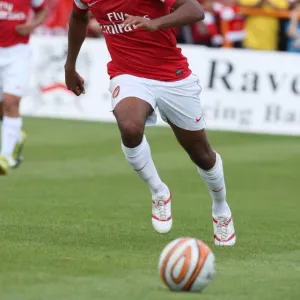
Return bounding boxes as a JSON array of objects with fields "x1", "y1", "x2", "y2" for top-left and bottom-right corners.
[
  {"x1": 157, "y1": 74, "x2": 205, "y2": 132},
  {"x1": 114, "y1": 96, "x2": 153, "y2": 128},
  {"x1": 158, "y1": 75, "x2": 214, "y2": 168},
  {"x1": 109, "y1": 75, "x2": 156, "y2": 146}
]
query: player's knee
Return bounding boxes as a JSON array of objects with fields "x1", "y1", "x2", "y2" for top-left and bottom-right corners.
[
  {"x1": 119, "y1": 120, "x2": 144, "y2": 147},
  {"x1": 3, "y1": 94, "x2": 21, "y2": 117}
]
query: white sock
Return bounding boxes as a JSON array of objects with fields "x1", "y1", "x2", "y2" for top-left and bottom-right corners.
[
  {"x1": 197, "y1": 152, "x2": 230, "y2": 216},
  {"x1": 122, "y1": 136, "x2": 168, "y2": 196},
  {"x1": 1, "y1": 116, "x2": 22, "y2": 158}
]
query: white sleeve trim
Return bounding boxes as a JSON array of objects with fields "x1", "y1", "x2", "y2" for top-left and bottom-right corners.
[
  {"x1": 31, "y1": 0, "x2": 45, "y2": 8},
  {"x1": 74, "y1": 0, "x2": 88, "y2": 9}
]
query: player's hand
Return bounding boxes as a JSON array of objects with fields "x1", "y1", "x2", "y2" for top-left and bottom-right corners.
[
  {"x1": 65, "y1": 68, "x2": 86, "y2": 96},
  {"x1": 15, "y1": 22, "x2": 35, "y2": 36},
  {"x1": 122, "y1": 14, "x2": 159, "y2": 32}
]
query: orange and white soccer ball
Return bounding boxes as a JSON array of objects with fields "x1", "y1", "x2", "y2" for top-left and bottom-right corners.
[{"x1": 158, "y1": 237, "x2": 215, "y2": 292}]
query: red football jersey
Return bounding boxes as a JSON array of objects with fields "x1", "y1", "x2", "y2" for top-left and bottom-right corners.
[
  {"x1": 73, "y1": 0, "x2": 191, "y2": 82},
  {"x1": 0, "y1": 0, "x2": 46, "y2": 47}
]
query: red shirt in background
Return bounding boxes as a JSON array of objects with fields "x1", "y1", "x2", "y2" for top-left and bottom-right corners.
[
  {"x1": 35, "y1": 0, "x2": 73, "y2": 35},
  {"x1": 0, "y1": 0, "x2": 46, "y2": 47},
  {"x1": 213, "y1": 1, "x2": 245, "y2": 43},
  {"x1": 191, "y1": 11, "x2": 223, "y2": 45}
]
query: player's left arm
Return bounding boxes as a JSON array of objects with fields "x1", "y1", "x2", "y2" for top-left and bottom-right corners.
[
  {"x1": 15, "y1": 0, "x2": 47, "y2": 36},
  {"x1": 123, "y1": 0, "x2": 204, "y2": 32}
]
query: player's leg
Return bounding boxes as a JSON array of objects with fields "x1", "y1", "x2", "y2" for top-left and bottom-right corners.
[
  {"x1": 0, "y1": 93, "x2": 24, "y2": 174},
  {"x1": 170, "y1": 124, "x2": 235, "y2": 244},
  {"x1": 0, "y1": 46, "x2": 29, "y2": 175},
  {"x1": 110, "y1": 76, "x2": 172, "y2": 233},
  {"x1": 114, "y1": 97, "x2": 172, "y2": 234},
  {"x1": 157, "y1": 75, "x2": 235, "y2": 245}
]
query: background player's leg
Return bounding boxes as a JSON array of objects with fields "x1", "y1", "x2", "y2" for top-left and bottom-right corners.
[
  {"x1": 1, "y1": 93, "x2": 22, "y2": 157},
  {"x1": 114, "y1": 97, "x2": 171, "y2": 233},
  {"x1": 0, "y1": 93, "x2": 23, "y2": 174},
  {"x1": 0, "y1": 45, "x2": 29, "y2": 174},
  {"x1": 168, "y1": 122, "x2": 229, "y2": 216}
]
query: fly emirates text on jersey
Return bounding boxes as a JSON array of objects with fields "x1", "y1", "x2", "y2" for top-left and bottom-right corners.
[
  {"x1": 0, "y1": 1, "x2": 26, "y2": 20},
  {"x1": 101, "y1": 12, "x2": 149, "y2": 35}
]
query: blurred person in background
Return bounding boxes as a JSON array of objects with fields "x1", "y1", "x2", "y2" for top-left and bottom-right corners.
[
  {"x1": 190, "y1": 0, "x2": 224, "y2": 47},
  {"x1": 173, "y1": 1, "x2": 223, "y2": 46},
  {"x1": 189, "y1": 0, "x2": 245, "y2": 48},
  {"x1": 239, "y1": 0, "x2": 289, "y2": 50},
  {"x1": 213, "y1": 0, "x2": 246, "y2": 48},
  {"x1": 190, "y1": 13, "x2": 224, "y2": 46},
  {"x1": 0, "y1": 0, "x2": 47, "y2": 175},
  {"x1": 34, "y1": 0, "x2": 72, "y2": 36},
  {"x1": 286, "y1": 0, "x2": 300, "y2": 52},
  {"x1": 35, "y1": 0, "x2": 102, "y2": 38}
]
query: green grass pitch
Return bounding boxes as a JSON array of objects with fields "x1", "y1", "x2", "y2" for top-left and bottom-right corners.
[{"x1": 0, "y1": 117, "x2": 300, "y2": 300}]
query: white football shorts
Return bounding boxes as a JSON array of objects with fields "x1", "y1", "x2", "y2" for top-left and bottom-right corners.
[
  {"x1": 109, "y1": 74, "x2": 205, "y2": 131},
  {"x1": 0, "y1": 44, "x2": 31, "y2": 101}
]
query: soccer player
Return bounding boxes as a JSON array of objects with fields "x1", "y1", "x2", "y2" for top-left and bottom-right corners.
[
  {"x1": 0, "y1": 0, "x2": 47, "y2": 174},
  {"x1": 65, "y1": 0, "x2": 236, "y2": 246}
]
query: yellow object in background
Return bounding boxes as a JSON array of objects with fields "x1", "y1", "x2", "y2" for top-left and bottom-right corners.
[{"x1": 240, "y1": 0, "x2": 289, "y2": 50}]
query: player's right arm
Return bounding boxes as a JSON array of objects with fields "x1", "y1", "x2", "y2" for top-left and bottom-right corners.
[
  {"x1": 123, "y1": 0, "x2": 205, "y2": 32},
  {"x1": 65, "y1": 5, "x2": 90, "y2": 96}
]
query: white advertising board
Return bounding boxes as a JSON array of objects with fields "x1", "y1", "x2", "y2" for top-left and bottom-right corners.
[{"x1": 21, "y1": 36, "x2": 300, "y2": 135}]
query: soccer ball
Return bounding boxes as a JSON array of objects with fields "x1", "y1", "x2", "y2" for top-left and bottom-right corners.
[{"x1": 158, "y1": 237, "x2": 215, "y2": 292}]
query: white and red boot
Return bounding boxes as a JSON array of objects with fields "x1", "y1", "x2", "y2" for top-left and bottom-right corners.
[
  {"x1": 152, "y1": 192, "x2": 172, "y2": 234},
  {"x1": 213, "y1": 214, "x2": 236, "y2": 246}
]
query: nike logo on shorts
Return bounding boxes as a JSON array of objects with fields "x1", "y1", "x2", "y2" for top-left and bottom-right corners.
[{"x1": 195, "y1": 117, "x2": 202, "y2": 123}]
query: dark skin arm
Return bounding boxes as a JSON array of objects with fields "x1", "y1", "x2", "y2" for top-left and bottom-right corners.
[
  {"x1": 65, "y1": 9, "x2": 90, "y2": 96},
  {"x1": 122, "y1": 0, "x2": 205, "y2": 32}
]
